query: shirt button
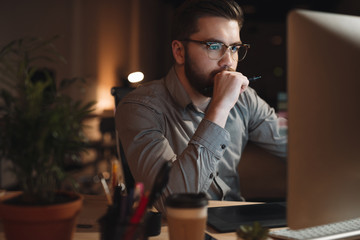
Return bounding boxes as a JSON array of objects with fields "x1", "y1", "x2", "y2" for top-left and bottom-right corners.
[
  {"x1": 209, "y1": 173, "x2": 214, "y2": 179},
  {"x1": 221, "y1": 144, "x2": 226, "y2": 149}
]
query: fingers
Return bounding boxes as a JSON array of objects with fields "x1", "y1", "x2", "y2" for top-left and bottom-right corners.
[
  {"x1": 214, "y1": 69, "x2": 249, "y2": 93},
  {"x1": 211, "y1": 70, "x2": 249, "y2": 109}
]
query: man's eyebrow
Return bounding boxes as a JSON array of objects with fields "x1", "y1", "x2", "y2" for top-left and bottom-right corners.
[
  {"x1": 203, "y1": 38, "x2": 222, "y2": 43},
  {"x1": 204, "y1": 39, "x2": 242, "y2": 45},
  {"x1": 229, "y1": 40, "x2": 242, "y2": 45}
]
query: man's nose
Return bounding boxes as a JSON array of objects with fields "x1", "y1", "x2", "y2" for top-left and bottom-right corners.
[{"x1": 219, "y1": 48, "x2": 235, "y2": 67}]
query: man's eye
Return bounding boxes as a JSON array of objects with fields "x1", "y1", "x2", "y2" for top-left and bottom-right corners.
[
  {"x1": 230, "y1": 45, "x2": 240, "y2": 53},
  {"x1": 208, "y1": 43, "x2": 222, "y2": 51}
]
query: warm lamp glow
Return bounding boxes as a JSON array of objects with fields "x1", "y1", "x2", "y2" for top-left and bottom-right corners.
[
  {"x1": 97, "y1": 87, "x2": 114, "y2": 112},
  {"x1": 127, "y1": 71, "x2": 144, "y2": 83},
  {"x1": 96, "y1": 2, "x2": 123, "y2": 113}
]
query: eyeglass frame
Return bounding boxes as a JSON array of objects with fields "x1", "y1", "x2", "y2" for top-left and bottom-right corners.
[{"x1": 181, "y1": 39, "x2": 250, "y2": 62}]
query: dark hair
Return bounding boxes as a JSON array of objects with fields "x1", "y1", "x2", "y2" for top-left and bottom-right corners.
[{"x1": 171, "y1": 0, "x2": 244, "y2": 41}]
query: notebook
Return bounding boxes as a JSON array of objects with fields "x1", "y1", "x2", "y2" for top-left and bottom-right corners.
[{"x1": 207, "y1": 202, "x2": 287, "y2": 233}]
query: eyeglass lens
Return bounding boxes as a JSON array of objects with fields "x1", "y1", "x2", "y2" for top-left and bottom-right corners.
[{"x1": 207, "y1": 43, "x2": 247, "y2": 62}]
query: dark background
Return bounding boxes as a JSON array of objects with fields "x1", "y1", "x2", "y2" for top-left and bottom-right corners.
[{"x1": 1, "y1": 0, "x2": 359, "y2": 112}]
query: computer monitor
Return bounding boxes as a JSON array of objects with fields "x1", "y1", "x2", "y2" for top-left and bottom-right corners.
[{"x1": 287, "y1": 9, "x2": 360, "y2": 229}]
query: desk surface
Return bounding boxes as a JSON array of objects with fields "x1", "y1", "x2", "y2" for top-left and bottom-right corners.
[
  {"x1": 0, "y1": 193, "x2": 266, "y2": 240},
  {"x1": 77, "y1": 195, "x2": 245, "y2": 240}
]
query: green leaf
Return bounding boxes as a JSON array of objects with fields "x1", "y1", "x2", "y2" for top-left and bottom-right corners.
[
  {"x1": 236, "y1": 222, "x2": 269, "y2": 240},
  {"x1": 0, "y1": 36, "x2": 96, "y2": 204}
]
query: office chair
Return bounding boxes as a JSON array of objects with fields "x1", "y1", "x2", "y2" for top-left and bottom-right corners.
[{"x1": 111, "y1": 87, "x2": 135, "y2": 191}]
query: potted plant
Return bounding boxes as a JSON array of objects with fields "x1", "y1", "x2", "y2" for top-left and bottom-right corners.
[
  {"x1": 236, "y1": 222, "x2": 269, "y2": 240},
  {"x1": 0, "y1": 36, "x2": 96, "y2": 240}
]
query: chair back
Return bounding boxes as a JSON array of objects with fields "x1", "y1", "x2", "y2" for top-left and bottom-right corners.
[{"x1": 111, "y1": 87, "x2": 135, "y2": 190}]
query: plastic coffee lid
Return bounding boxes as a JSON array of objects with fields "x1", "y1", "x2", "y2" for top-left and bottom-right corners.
[{"x1": 165, "y1": 192, "x2": 208, "y2": 208}]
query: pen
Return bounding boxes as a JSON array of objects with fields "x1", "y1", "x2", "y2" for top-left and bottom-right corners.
[
  {"x1": 227, "y1": 67, "x2": 261, "y2": 82},
  {"x1": 113, "y1": 185, "x2": 122, "y2": 207},
  {"x1": 129, "y1": 192, "x2": 149, "y2": 224},
  {"x1": 124, "y1": 163, "x2": 172, "y2": 240},
  {"x1": 123, "y1": 192, "x2": 149, "y2": 240},
  {"x1": 202, "y1": 75, "x2": 261, "y2": 96},
  {"x1": 132, "y1": 182, "x2": 144, "y2": 209},
  {"x1": 248, "y1": 76, "x2": 261, "y2": 81},
  {"x1": 119, "y1": 194, "x2": 128, "y2": 222},
  {"x1": 111, "y1": 160, "x2": 119, "y2": 189},
  {"x1": 127, "y1": 161, "x2": 172, "y2": 224},
  {"x1": 99, "y1": 173, "x2": 113, "y2": 205}
]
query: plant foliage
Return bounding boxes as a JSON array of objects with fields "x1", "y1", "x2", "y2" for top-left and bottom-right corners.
[
  {"x1": 0, "y1": 36, "x2": 96, "y2": 204},
  {"x1": 236, "y1": 222, "x2": 269, "y2": 240}
]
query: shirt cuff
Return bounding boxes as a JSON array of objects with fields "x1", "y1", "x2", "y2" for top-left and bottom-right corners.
[{"x1": 190, "y1": 119, "x2": 230, "y2": 158}]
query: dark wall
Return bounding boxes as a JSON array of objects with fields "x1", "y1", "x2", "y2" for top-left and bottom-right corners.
[{"x1": 1, "y1": 0, "x2": 359, "y2": 111}]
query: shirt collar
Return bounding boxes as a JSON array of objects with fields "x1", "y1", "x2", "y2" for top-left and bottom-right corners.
[{"x1": 165, "y1": 66, "x2": 193, "y2": 110}]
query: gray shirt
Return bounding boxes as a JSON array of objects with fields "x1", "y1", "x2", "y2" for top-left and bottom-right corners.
[{"x1": 116, "y1": 67, "x2": 287, "y2": 212}]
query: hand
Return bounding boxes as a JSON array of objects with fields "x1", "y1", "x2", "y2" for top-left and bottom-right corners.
[
  {"x1": 205, "y1": 69, "x2": 249, "y2": 127},
  {"x1": 212, "y1": 69, "x2": 249, "y2": 112}
]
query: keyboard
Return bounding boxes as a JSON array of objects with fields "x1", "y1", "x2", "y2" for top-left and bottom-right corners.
[{"x1": 269, "y1": 217, "x2": 360, "y2": 240}]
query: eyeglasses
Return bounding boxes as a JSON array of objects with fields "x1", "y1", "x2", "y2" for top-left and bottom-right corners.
[{"x1": 182, "y1": 39, "x2": 250, "y2": 62}]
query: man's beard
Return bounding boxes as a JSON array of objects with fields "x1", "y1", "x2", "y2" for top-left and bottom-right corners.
[{"x1": 184, "y1": 53, "x2": 221, "y2": 97}]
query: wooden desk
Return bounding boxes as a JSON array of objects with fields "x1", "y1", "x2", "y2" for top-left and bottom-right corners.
[
  {"x1": 75, "y1": 195, "x2": 247, "y2": 240},
  {"x1": 0, "y1": 193, "x2": 258, "y2": 240}
]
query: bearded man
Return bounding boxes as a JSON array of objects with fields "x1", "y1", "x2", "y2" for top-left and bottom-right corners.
[{"x1": 116, "y1": 0, "x2": 287, "y2": 212}]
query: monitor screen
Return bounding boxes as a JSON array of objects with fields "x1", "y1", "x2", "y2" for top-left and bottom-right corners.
[{"x1": 287, "y1": 9, "x2": 360, "y2": 229}]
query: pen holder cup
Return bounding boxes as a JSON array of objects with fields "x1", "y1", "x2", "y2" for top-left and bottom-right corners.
[
  {"x1": 144, "y1": 211, "x2": 162, "y2": 236},
  {"x1": 98, "y1": 206, "x2": 162, "y2": 240}
]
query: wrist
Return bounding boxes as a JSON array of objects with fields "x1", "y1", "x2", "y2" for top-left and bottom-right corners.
[{"x1": 204, "y1": 103, "x2": 231, "y2": 128}]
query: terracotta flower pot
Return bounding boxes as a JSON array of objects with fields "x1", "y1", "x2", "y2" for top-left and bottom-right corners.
[{"x1": 0, "y1": 192, "x2": 83, "y2": 240}]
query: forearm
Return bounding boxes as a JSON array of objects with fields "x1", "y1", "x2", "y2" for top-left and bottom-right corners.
[
  {"x1": 249, "y1": 115, "x2": 288, "y2": 158},
  {"x1": 155, "y1": 124, "x2": 230, "y2": 212},
  {"x1": 120, "y1": 115, "x2": 229, "y2": 212},
  {"x1": 204, "y1": 103, "x2": 230, "y2": 128},
  {"x1": 154, "y1": 141, "x2": 219, "y2": 212},
  {"x1": 247, "y1": 90, "x2": 288, "y2": 158}
]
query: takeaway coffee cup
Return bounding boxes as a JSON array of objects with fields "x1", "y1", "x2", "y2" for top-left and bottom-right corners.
[{"x1": 165, "y1": 192, "x2": 208, "y2": 240}]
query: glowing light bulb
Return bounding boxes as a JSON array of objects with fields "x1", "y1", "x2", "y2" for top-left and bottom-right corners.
[{"x1": 127, "y1": 71, "x2": 144, "y2": 83}]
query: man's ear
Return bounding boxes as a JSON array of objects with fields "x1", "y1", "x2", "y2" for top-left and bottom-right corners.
[{"x1": 172, "y1": 40, "x2": 185, "y2": 65}]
